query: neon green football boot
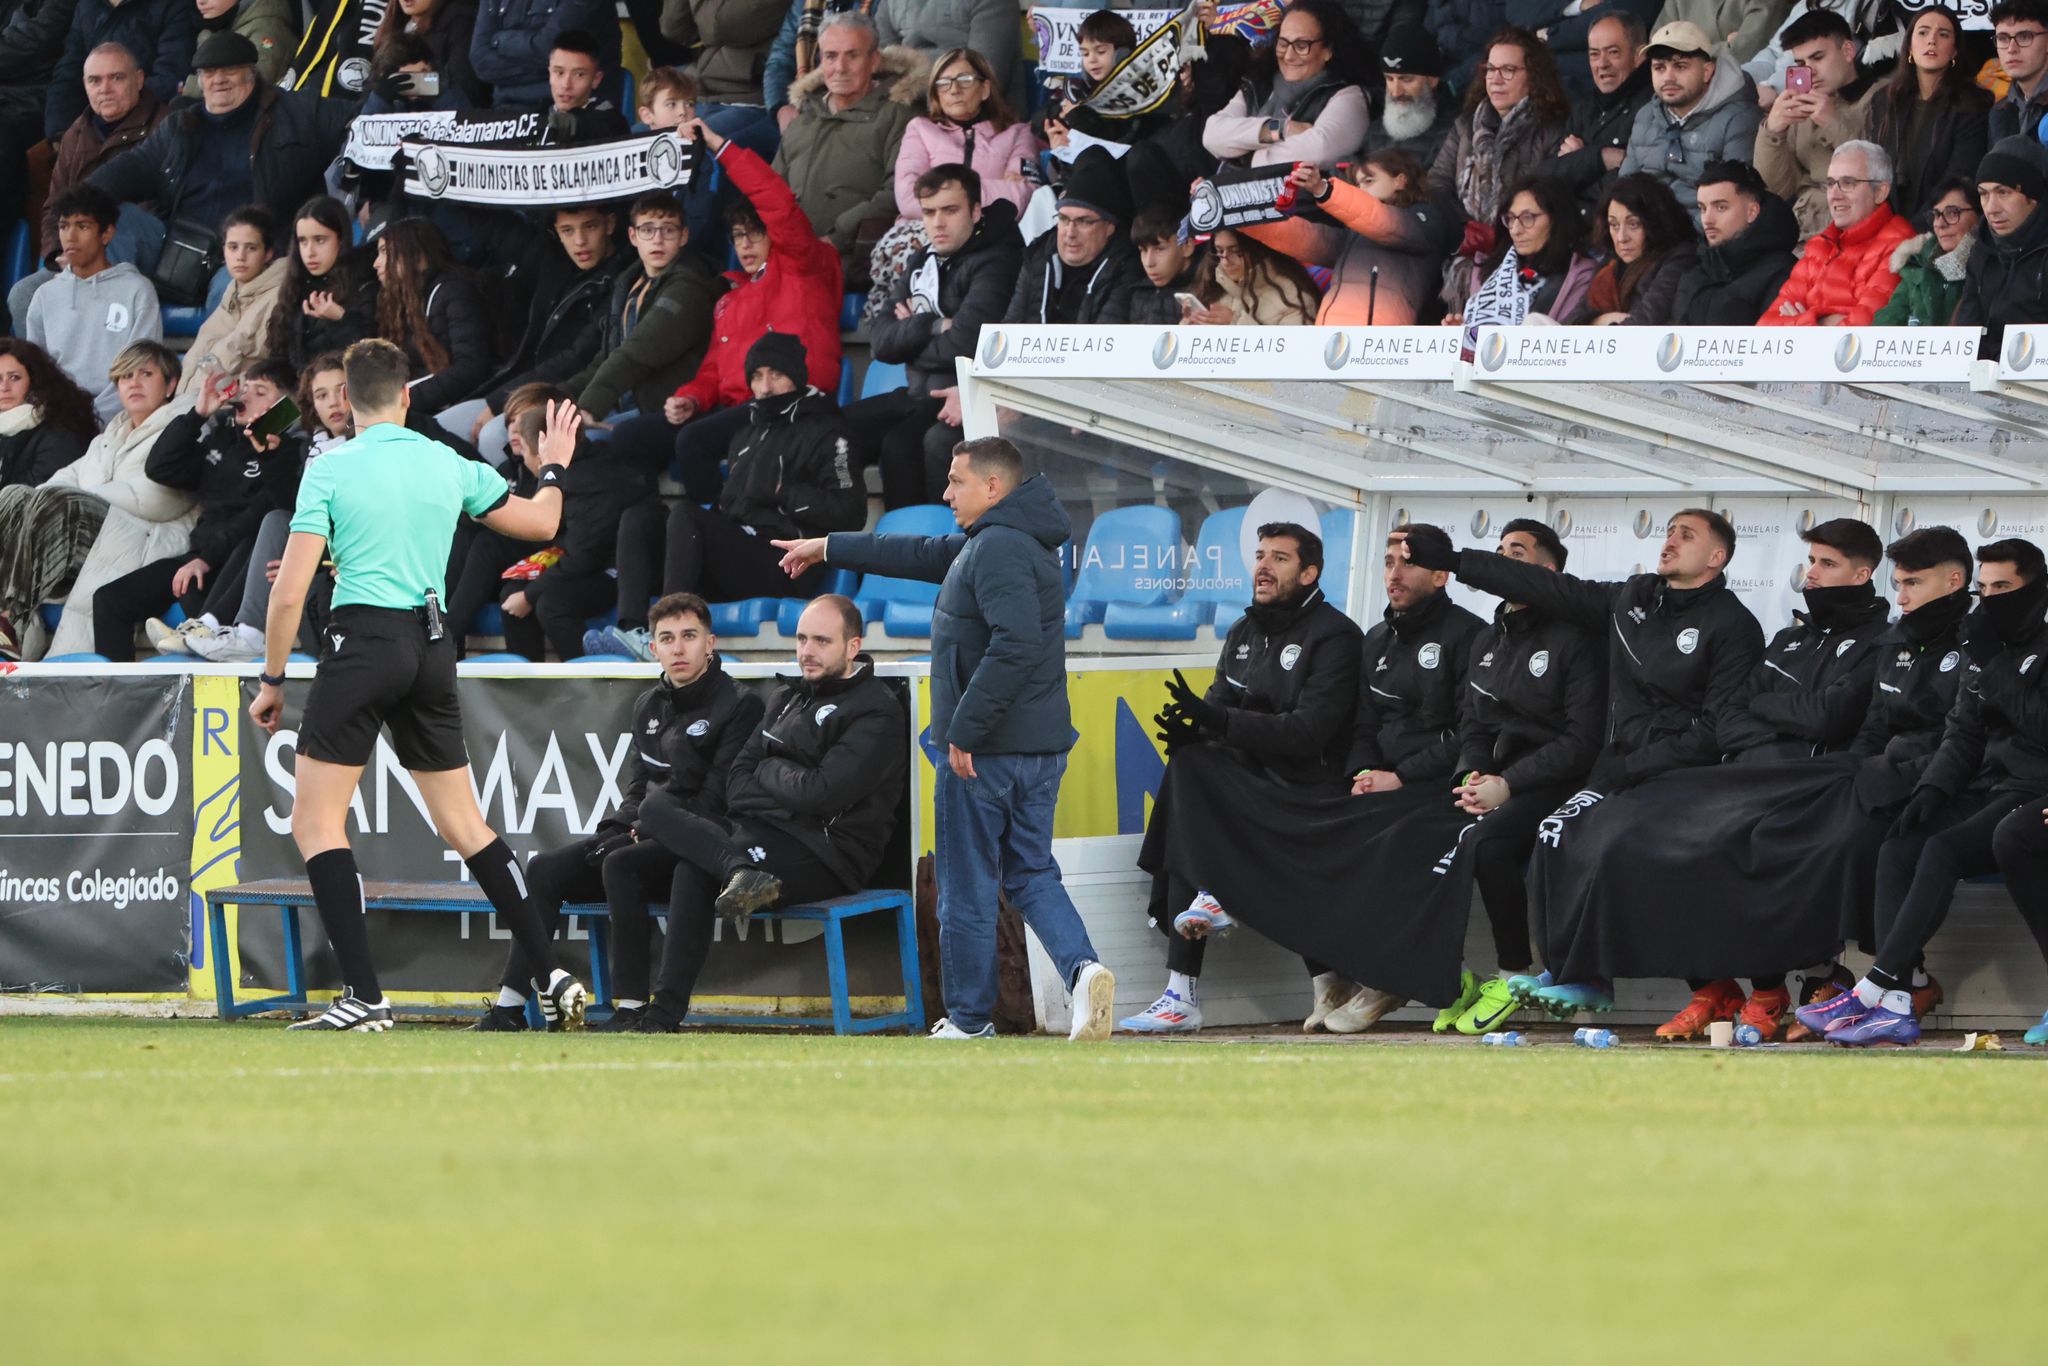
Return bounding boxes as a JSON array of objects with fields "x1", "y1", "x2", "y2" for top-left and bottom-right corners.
[
  {"x1": 1433, "y1": 969, "x2": 1482, "y2": 1033},
  {"x1": 1455, "y1": 973, "x2": 1523, "y2": 1035}
]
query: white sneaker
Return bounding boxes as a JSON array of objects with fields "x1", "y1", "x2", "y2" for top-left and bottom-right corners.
[
  {"x1": 1117, "y1": 988, "x2": 1200, "y2": 1033},
  {"x1": 1069, "y1": 960, "x2": 1116, "y2": 1042},
  {"x1": 1321, "y1": 986, "x2": 1406, "y2": 1035},
  {"x1": 1303, "y1": 972, "x2": 1355, "y2": 1033},
  {"x1": 1172, "y1": 890, "x2": 1233, "y2": 939},
  {"x1": 929, "y1": 1017, "x2": 995, "y2": 1039},
  {"x1": 190, "y1": 625, "x2": 264, "y2": 662},
  {"x1": 147, "y1": 617, "x2": 217, "y2": 655}
]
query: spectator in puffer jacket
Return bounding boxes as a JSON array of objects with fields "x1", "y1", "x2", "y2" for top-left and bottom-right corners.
[
  {"x1": 772, "y1": 12, "x2": 922, "y2": 263},
  {"x1": 1671, "y1": 157, "x2": 1797, "y2": 323},
  {"x1": 1614, "y1": 21, "x2": 1761, "y2": 225},
  {"x1": 1873, "y1": 177, "x2": 1978, "y2": 326},
  {"x1": 1954, "y1": 136, "x2": 2048, "y2": 359},
  {"x1": 1758, "y1": 139, "x2": 1913, "y2": 324},
  {"x1": 1247, "y1": 149, "x2": 1464, "y2": 324}
]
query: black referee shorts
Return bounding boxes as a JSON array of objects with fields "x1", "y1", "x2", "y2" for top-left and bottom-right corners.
[{"x1": 297, "y1": 605, "x2": 468, "y2": 771}]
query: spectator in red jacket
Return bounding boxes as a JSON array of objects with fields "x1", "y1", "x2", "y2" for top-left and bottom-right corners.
[
  {"x1": 1759, "y1": 140, "x2": 1915, "y2": 326},
  {"x1": 605, "y1": 119, "x2": 845, "y2": 502}
]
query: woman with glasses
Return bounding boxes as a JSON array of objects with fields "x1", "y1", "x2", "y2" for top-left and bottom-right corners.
[
  {"x1": 1874, "y1": 176, "x2": 1980, "y2": 324},
  {"x1": 1444, "y1": 174, "x2": 1595, "y2": 342},
  {"x1": 1866, "y1": 5, "x2": 1991, "y2": 225},
  {"x1": 1202, "y1": 0, "x2": 1372, "y2": 169},
  {"x1": 1568, "y1": 172, "x2": 1698, "y2": 324},
  {"x1": 1428, "y1": 26, "x2": 1570, "y2": 315},
  {"x1": 866, "y1": 47, "x2": 1039, "y2": 321}
]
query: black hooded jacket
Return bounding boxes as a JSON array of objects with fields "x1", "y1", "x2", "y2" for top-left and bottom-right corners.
[
  {"x1": 1201, "y1": 585, "x2": 1364, "y2": 788},
  {"x1": 1455, "y1": 601, "x2": 1606, "y2": 795},
  {"x1": 1345, "y1": 587, "x2": 1488, "y2": 782},
  {"x1": 142, "y1": 408, "x2": 289, "y2": 568},
  {"x1": 870, "y1": 199, "x2": 1024, "y2": 397},
  {"x1": 1849, "y1": 589, "x2": 1971, "y2": 783},
  {"x1": 827, "y1": 475, "x2": 1073, "y2": 756},
  {"x1": 1004, "y1": 232, "x2": 1141, "y2": 325},
  {"x1": 1449, "y1": 551, "x2": 1766, "y2": 788},
  {"x1": 725, "y1": 657, "x2": 908, "y2": 889},
  {"x1": 480, "y1": 248, "x2": 625, "y2": 410},
  {"x1": 717, "y1": 387, "x2": 866, "y2": 542},
  {"x1": 1672, "y1": 192, "x2": 1799, "y2": 326},
  {"x1": 1919, "y1": 602, "x2": 2048, "y2": 801},
  {"x1": 603, "y1": 659, "x2": 766, "y2": 837},
  {"x1": 1954, "y1": 203, "x2": 2048, "y2": 360},
  {"x1": 1721, "y1": 585, "x2": 1894, "y2": 763}
]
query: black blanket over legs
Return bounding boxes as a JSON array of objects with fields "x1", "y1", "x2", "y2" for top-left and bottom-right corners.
[
  {"x1": 1528, "y1": 756, "x2": 1889, "y2": 982},
  {"x1": 1137, "y1": 744, "x2": 1477, "y2": 1007}
]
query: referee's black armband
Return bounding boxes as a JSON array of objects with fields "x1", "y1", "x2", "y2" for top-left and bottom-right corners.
[{"x1": 536, "y1": 464, "x2": 568, "y2": 489}]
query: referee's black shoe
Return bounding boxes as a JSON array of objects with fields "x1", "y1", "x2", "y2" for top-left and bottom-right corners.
[
  {"x1": 537, "y1": 973, "x2": 590, "y2": 1031},
  {"x1": 468, "y1": 1003, "x2": 531, "y2": 1032},
  {"x1": 288, "y1": 991, "x2": 394, "y2": 1032},
  {"x1": 716, "y1": 868, "x2": 782, "y2": 929}
]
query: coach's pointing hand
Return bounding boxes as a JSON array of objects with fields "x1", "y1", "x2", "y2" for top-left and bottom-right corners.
[{"x1": 773, "y1": 537, "x2": 826, "y2": 576}]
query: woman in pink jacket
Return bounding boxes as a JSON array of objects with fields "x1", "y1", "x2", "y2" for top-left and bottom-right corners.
[{"x1": 864, "y1": 46, "x2": 1042, "y2": 320}]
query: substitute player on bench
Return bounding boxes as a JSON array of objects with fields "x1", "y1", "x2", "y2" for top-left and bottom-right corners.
[{"x1": 249, "y1": 339, "x2": 593, "y2": 1033}]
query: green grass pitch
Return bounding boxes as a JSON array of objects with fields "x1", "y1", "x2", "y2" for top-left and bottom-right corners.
[{"x1": 3, "y1": 1018, "x2": 2045, "y2": 1362}]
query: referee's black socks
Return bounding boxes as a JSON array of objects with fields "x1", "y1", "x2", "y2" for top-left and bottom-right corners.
[
  {"x1": 306, "y1": 848, "x2": 384, "y2": 1003},
  {"x1": 468, "y1": 837, "x2": 562, "y2": 986}
]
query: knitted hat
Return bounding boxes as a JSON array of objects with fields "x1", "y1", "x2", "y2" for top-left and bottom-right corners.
[
  {"x1": 1056, "y1": 146, "x2": 1133, "y2": 226},
  {"x1": 744, "y1": 331, "x2": 808, "y2": 388},
  {"x1": 1379, "y1": 26, "x2": 1444, "y2": 79},
  {"x1": 1978, "y1": 136, "x2": 2048, "y2": 205}
]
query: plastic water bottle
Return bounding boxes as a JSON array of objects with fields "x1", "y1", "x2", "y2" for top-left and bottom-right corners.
[
  {"x1": 1574, "y1": 1027, "x2": 1619, "y2": 1049},
  {"x1": 1734, "y1": 1023, "x2": 1764, "y2": 1047},
  {"x1": 1482, "y1": 1031, "x2": 1525, "y2": 1046}
]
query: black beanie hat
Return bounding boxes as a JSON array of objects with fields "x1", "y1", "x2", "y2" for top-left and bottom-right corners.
[
  {"x1": 1057, "y1": 145, "x2": 1134, "y2": 226},
  {"x1": 1978, "y1": 136, "x2": 2048, "y2": 206},
  {"x1": 1379, "y1": 25, "x2": 1444, "y2": 79},
  {"x1": 744, "y1": 331, "x2": 807, "y2": 388}
]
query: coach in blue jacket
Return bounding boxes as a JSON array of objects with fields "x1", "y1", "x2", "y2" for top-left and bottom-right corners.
[{"x1": 775, "y1": 436, "x2": 1117, "y2": 1042}]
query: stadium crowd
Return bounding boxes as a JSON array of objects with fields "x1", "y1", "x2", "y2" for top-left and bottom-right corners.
[{"x1": 3, "y1": 0, "x2": 2048, "y2": 662}]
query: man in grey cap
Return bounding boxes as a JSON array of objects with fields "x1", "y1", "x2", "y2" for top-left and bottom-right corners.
[
  {"x1": 1002, "y1": 145, "x2": 1139, "y2": 325},
  {"x1": 91, "y1": 29, "x2": 356, "y2": 237},
  {"x1": 1616, "y1": 19, "x2": 1761, "y2": 224}
]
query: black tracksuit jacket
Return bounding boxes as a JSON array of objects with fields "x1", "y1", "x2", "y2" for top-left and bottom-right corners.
[
  {"x1": 1201, "y1": 586, "x2": 1363, "y2": 789},
  {"x1": 1345, "y1": 587, "x2": 1488, "y2": 783},
  {"x1": 601, "y1": 660, "x2": 766, "y2": 838},
  {"x1": 1454, "y1": 601, "x2": 1606, "y2": 793},
  {"x1": 1721, "y1": 587, "x2": 1893, "y2": 763}
]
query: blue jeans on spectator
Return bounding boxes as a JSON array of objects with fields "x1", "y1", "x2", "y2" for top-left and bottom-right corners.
[
  {"x1": 9, "y1": 204, "x2": 167, "y2": 334},
  {"x1": 934, "y1": 751, "x2": 1099, "y2": 1032}
]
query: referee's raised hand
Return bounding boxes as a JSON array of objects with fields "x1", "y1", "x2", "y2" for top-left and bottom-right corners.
[{"x1": 538, "y1": 400, "x2": 583, "y2": 467}]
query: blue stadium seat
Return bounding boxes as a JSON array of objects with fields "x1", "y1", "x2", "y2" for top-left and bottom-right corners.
[
  {"x1": 853, "y1": 504, "x2": 955, "y2": 636},
  {"x1": 38, "y1": 603, "x2": 61, "y2": 631},
  {"x1": 161, "y1": 268, "x2": 232, "y2": 338},
  {"x1": 472, "y1": 603, "x2": 503, "y2": 637},
  {"x1": 859, "y1": 358, "x2": 906, "y2": 399},
  {"x1": 163, "y1": 603, "x2": 185, "y2": 628},
  {"x1": 464, "y1": 651, "x2": 528, "y2": 662},
  {"x1": 4, "y1": 220, "x2": 34, "y2": 290},
  {"x1": 840, "y1": 293, "x2": 863, "y2": 331},
  {"x1": 835, "y1": 356, "x2": 855, "y2": 407},
  {"x1": 708, "y1": 598, "x2": 777, "y2": 635},
  {"x1": 774, "y1": 568, "x2": 859, "y2": 634},
  {"x1": 1065, "y1": 506, "x2": 1184, "y2": 638},
  {"x1": 43, "y1": 652, "x2": 108, "y2": 662},
  {"x1": 1104, "y1": 506, "x2": 1246, "y2": 641},
  {"x1": 1320, "y1": 508, "x2": 1356, "y2": 614},
  {"x1": 619, "y1": 69, "x2": 636, "y2": 118},
  {"x1": 570, "y1": 654, "x2": 633, "y2": 662}
]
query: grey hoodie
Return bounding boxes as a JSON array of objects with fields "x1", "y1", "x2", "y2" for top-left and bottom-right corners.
[
  {"x1": 825, "y1": 474, "x2": 1076, "y2": 755},
  {"x1": 1617, "y1": 50, "x2": 1763, "y2": 222},
  {"x1": 24, "y1": 261, "x2": 164, "y2": 422}
]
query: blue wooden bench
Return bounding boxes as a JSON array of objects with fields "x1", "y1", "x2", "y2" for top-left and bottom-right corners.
[{"x1": 203, "y1": 877, "x2": 922, "y2": 1035}]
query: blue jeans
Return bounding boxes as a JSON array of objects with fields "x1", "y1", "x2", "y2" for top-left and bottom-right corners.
[{"x1": 934, "y1": 751, "x2": 1099, "y2": 1031}]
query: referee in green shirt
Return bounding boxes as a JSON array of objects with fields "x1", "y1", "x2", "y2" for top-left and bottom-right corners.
[{"x1": 249, "y1": 340, "x2": 590, "y2": 1033}]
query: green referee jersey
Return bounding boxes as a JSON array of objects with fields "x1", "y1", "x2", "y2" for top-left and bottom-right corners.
[{"x1": 289, "y1": 422, "x2": 510, "y2": 610}]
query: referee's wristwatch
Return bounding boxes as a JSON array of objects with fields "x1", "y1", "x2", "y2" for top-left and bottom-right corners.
[{"x1": 259, "y1": 671, "x2": 287, "y2": 688}]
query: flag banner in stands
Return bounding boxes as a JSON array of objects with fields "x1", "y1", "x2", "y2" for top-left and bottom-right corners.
[
  {"x1": 1187, "y1": 164, "x2": 1293, "y2": 232},
  {"x1": 401, "y1": 132, "x2": 696, "y2": 207},
  {"x1": 231, "y1": 672, "x2": 911, "y2": 1000},
  {"x1": 343, "y1": 110, "x2": 546, "y2": 171},
  {"x1": 1895, "y1": 0, "x2": 1989, "y2": 28},
  {"x1": 1997, "y1": 324, "x2": 2048, "y2": 380},
  {"x1": 1030, "y1": 6, "x2": 1177, "y2": 73},
  {"x1": 1469, "y1": 325, "x2": 1982, "y2": 383},
  {"x1": 971, "y1": 324, "x2": 1464, "y2": 380},
  {"x1": 0, "y1": 675, "x2": 194, "y2": 993},
  {"x1": 1077, "y1": 2, "x2": 1202, "y2": 117}
]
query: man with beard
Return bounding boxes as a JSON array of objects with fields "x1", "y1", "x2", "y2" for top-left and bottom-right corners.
[
  {"x1": 1363, "y1": 26, "x2": 1459, "y2": 166},
  {"x1": 1431, "y1": 520, "x2": 1605, "y2": 1035},
  {"x1": 1396, "y1": 507, "x2": 1764, "y2": 1018},
  {"x1": 1120, "y1": 522, "x2": 1363, "y2": 1034},
  {"x1": 1646, "y1": 517, "x2": 1891, "y2": 1040},
  {"x1": 1799, "y1": 539, "x2": 2048, "y2": 1046}
]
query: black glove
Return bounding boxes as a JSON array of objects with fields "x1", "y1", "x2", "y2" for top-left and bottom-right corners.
[
  {"x1": 1399, "y1": 525, "x2": 1459, "y2": 572},
  {"x1": 583, "y1": 828, "x2": 633, "y2": 866},
  {"x1": 1154, "y1": 703, "x2": 1204, "y2": 754},
  {"x1": 1962, "y1": 607, "x2": 2003, "y2": 666},
  {"x1": 1163, "y1": 668, "x2": 1226, "y2": 734},
  {"x1": 1890, "y1": 787, "x2": 1945, "y2": 839},
  {"x1": 373, "y1": 70, "x2": 410, "y2": 103}
]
